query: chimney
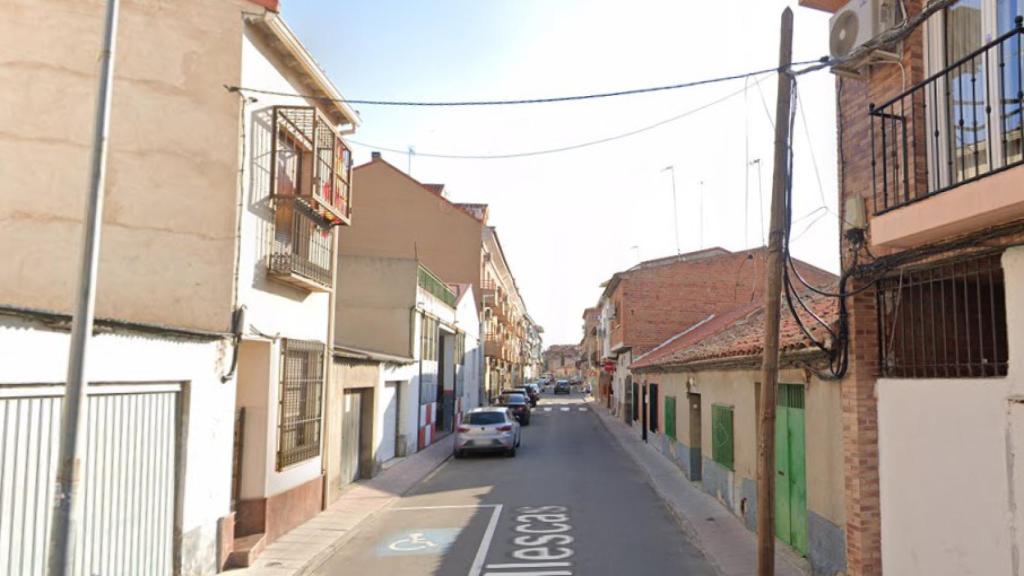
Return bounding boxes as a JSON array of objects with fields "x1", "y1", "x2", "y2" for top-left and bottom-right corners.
[{"x1": 371, "y1": 151, "x2": 382, "y2": 160}]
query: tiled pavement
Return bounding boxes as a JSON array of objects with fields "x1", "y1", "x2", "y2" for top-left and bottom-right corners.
[
  {"x1": 589, "y1": 401, "x2": 808, "y2": 576},
  {"x1": 231, "y1": 434, "x2": 455, "y2": 576}
]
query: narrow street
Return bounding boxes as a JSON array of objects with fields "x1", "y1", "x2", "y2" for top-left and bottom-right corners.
[{"x1": 309, "y1": 393, "x2": 715, "y2": 576}]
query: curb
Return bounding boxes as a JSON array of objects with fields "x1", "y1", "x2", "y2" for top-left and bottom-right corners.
[
  {"x1": 585, "y1": 400, "x2": 721, "y2": 574},
  {"x1": 294, "y1": 445, "x2": 455, "y2": 576},
  {"x1": 585, "y1": 400, "x2": 809, "y2": 576}
]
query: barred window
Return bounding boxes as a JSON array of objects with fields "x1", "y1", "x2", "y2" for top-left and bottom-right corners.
[
  {"x1": 277, "y1": 339, "x2": 325, "y2": 469},
  {"x1": 878, "y1": 253, "x2": 1007, "y2": 378}
]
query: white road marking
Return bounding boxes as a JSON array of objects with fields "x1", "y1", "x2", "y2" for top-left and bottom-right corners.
[
  {"x1": 468, "y1": 504, "x2": 503, "y2": 576},
  {"x1": 578, "y1": 408, "x2": 588, "y2": 412},
  {"x1": 390, "y1": 504, "x2": 500, "y2": 511},
  {"x1": 486, "y1": 562, "x2": 571, "y2": 568},
  {"x1": 560, "y1": 407, "x2": 570, "y2": 412},
  {"x1": 543, "y1": 407, "x2": 552, "y2": 412}
]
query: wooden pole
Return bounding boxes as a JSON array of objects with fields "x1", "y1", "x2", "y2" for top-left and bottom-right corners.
[{"x1": 757, "y1": 8, "x2": 794, "y2": 576}]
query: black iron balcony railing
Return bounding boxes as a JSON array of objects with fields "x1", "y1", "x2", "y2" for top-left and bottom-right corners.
[
  {"x1": 269, "y1": 199, "x2": 333, "y2": 290},
  {"x1": 871, "y1": 17, "x2": 1023, "y2": 215}
]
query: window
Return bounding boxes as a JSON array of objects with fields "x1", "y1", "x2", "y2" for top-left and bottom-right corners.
[
  {"x1": 712, "y1": 404, "x2": 734, "y2": 470},
  {"x1": 664, "y1": 396, "x2": 677, "y2": 440},
  {"x1": 649, "y1": 383, "x2": 659, "y2": 433},
  {"x1": 421, "y1": 316, "x2": 438, "y2": 362},
  {"x1": 877, "y1": 252, "x2": 1008, "y2": 378},
  {"x1": 277, "y1": 339, "x2": 325, "y2": 469},
  {"x1": 466, "y1": 412, "x2": 506, "y2": 425}
]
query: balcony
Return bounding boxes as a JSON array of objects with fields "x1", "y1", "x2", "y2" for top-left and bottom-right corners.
[
  {"x1": 870, "y1": 21, "x2": 1024, "y2": 247},
  {"x1": 271, "y1": 106, "x2": 353, "y2": 226},
  {"x1": 268, "y1": 199, "x2": 333, "y2": 291},
  {"x1": 485, "y1": 333, "x2": 504, "y2": 359}
]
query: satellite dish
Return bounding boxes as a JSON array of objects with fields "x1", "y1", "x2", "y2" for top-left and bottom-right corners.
[{"x1": 830, "y1": 11, "x2": 860, "y2": 58}]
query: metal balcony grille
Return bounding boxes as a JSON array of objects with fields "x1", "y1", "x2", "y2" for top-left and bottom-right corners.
[
  {"x1": 877, "y1": 253, "x2": 1007, "y2": 378},
  {"x1": 871, "y1": 17, "x2": 1024, "y2": 214},
  {"x1": 270, "y1": 198, "x2": 333, "y2": 288},
  {"x1": 271, "y1": 106, "x2": 352, "y2": 222},
  {"x1": 277, "y1": 339, "x2": 325, "y2": 469}
]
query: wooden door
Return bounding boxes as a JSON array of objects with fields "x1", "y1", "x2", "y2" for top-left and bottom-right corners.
[{"x1": 775, "y1": 384, "x2": 807, "y2": 554}]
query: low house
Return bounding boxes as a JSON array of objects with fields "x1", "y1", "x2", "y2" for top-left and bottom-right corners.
[
  {"x1": 333, "y1": 256, "x2": 464, "y2": 483},
  {"x1": 631, "y1": 294, "x2": 845, "y2": 576}
]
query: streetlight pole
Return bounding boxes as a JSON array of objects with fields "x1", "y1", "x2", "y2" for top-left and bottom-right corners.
[
  {"x1": 48, "y1": 0, "x2": 120, "y2": 573},
  {"x1": 661, "y1": 166, "x2": 680, "y2": 255}
]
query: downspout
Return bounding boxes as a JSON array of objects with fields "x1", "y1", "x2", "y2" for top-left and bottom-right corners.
[
  {"x1": 221, "y1": 92, "x2": 253, "y2": 383},
  {"x1": 321, "y1": 226, "x2": 339, "y2": 509}
]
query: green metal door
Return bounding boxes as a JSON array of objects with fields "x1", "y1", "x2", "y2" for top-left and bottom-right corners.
[{"x1": 775, "y1": 384, "x2": 807, "y2": 554}]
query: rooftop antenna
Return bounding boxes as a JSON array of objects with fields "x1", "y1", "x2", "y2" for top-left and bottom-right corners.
[
  {"x1": 699, "y1": 179, "x2": 705, "y2": 249},
  {"x1": 407, "y1": 145, "x2": 415, "y2": 175},
  {"x1": 750, "y1": 159, "x2": 765, "y2": 245},
  {"x1": 661, "y1": 166, "x2": 680, "y2": 255},
  {"x1": 629, "y1": 245, "x2": 641, "y2": 263}
]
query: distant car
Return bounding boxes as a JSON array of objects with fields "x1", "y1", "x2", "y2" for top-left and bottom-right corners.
[
  {"x1": 520, "y1": 384, "x2": 541, "y2": 406},
  {"x1": 498, "y1": 392, "x2": 532, "y2": 425},
  {"x1": 554, "y1": 380, "x2": 571, "y2": 395},
  {"x1": 455, "y1": 408, "x2": 521, "y2": 458}
]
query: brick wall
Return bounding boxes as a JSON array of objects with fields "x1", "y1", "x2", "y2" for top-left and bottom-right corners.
[
  {"x1": 833, "y1": 3, "x2": 924, "y2": 574},
  {"x1": 620, "y1": 248, "x2": 835, "y2": 355}
]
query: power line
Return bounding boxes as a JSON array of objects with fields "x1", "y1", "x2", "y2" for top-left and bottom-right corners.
[
  {"x1": 225, "y1": 59, "x2": 825, "y2": 108},
  {"x1": 348, "y1": 81, "x2": 760, "y2": 160}
]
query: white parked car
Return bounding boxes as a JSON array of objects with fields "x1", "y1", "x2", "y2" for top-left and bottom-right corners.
[{"x1": 454, "y1": 407, "x2": 521, "y2": 458}]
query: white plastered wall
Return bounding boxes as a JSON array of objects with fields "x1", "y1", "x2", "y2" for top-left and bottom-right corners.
[{"x1": 878, "y1": 246, "x2": 1024, "y2": 576}]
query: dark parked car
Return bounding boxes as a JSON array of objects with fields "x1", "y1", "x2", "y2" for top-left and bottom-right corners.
[
  {"x1": 498, "y1": 392, "x2": 532, "y2": 425},
  {"x1": 554, "y1": 380, "x2": 571, "y2": 395},
  {"x1": 520, "y1": 384, "x2": 541, "y2": 406}
]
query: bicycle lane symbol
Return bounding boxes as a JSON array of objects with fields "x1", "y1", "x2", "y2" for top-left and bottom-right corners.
[{"x1": 377, "y1": 528, "x2": 461, "y2": 557}]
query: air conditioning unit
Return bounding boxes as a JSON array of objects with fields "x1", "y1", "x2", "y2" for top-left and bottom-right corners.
[{"x1": 829, "y1": 0, "x2": 901, "y2": 59}]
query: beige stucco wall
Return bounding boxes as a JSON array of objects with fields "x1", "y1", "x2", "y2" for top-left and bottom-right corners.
[
  {"x1": 336, "y1": 256, "x2": 418, "y2": 357},
  {"x1": 877, "y1": 246, "x2": 1024, "y2": 576},
  {"x1": 643, "y1": 365, "x2": 845, "y2": 527},
  {"x1": 0, "y1": 0, "x2": 246, "y2": 333},
  {"x1": 340, "y1": 161, "x2": 483, "y2": 299}
]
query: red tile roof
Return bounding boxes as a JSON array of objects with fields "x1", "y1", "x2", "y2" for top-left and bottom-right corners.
[{"x1": 631, "y1": 291, "x2": 837, "y2": 370}]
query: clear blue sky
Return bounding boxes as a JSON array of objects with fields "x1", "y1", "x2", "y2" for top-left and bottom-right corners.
[{"x1": 282, "y1": 1, "x2": 839, "y2": 346}]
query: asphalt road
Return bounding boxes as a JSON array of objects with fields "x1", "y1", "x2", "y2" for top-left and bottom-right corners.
[{"x1": 311, "y1": 392, "x2": 715, "y2": 576}]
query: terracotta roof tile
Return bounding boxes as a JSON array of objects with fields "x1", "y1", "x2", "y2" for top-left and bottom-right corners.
[{"x1": 631, "y1": 291, "x2": 837, "y2": 370}]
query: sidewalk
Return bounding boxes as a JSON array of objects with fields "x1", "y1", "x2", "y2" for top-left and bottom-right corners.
[
  {"x1": 589, "y1": 402, "x2": 808, "y2": 576},
  {"x1": 233, "y1": 434, "x2": 454, "y2": 576}
]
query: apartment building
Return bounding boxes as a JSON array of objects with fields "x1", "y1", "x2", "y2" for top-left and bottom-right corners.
[
  {"x1": 580, "y1": 307, "x2": 602, "y2": 394},
  {"x1": 342, "y1": 156, "x2": 536, "y2": 404},
  {"x1": 543, "y1": 344, "x2": 583, "y2": 380},
  {"x1": 0, "y1": 1, "x2": 357, "y2": 573},
  {"x1": 798, "y1": 1, "x2": 1024, "y2": 574}
]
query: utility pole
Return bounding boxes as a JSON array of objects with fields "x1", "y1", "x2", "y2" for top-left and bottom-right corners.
[
  {"x1": 756, "y1": 8, "x2": 793, "y2": 576},
  {"x1": 662, "y1": 166, "x2": 680, "y2": 255},
  {"x1": 48, "y1": 0, "x2": 120, "y2": 574}
]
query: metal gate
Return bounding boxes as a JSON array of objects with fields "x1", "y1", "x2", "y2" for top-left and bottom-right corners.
[
  {"x1": 340, "y1": 390, "x2": 362, "y2": 486},
  {"x1": 0, "y1": 383, "x2": 181, "y2": 576},
  {"x1": 775, "y1": 383, "x2": 807, "y2": 554}
]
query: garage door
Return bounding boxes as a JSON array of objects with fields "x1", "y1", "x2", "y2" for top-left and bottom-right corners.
[
  {"x1": 0, "y1": 383, "x2": 180, "y2": 576},
  {"x1": 379, "y1": 383, "x2": 398, "y2": 463},
  {"x1": 340, "y1": 390, "x2": 362, "y2": 486}
]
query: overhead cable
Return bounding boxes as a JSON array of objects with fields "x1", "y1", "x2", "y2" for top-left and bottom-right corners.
[
  {"x1": 225, "y1": 59, "x2": 826, "y2": 108},
  {"x1": 347, "y1": 82, "x2": 759, "y2": 160}
]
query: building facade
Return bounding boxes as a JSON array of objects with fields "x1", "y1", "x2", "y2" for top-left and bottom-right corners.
[
  {"x1": 0, "y1": 0, "x2": 358, "y2": 573},
  {"x1": 797, "y1": 1, "x2": 1024, "y2": 573}
]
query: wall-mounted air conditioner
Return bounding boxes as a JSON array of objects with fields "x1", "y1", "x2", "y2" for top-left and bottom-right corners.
[{"x1": 829, "y1": 0, "x2": 902, "y2": 61}]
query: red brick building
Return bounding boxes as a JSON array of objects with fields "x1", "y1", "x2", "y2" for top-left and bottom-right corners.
[
  {"x1": 797, "y1": 2, "x2": 1024, "y2": 574},
  {"x1": 596, "y1": 247, "x2": 835, "y2": 422}
]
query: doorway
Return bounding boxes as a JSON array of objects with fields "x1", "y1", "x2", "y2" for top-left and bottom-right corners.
[
  {"x1": 775, "y1": 384, "x2": 808, "y2": 554},
  {"x1": 688, "y1": 392, "x2": 703, "y2": 481},
  {"x1": 341, "y1": 390, "x2": 363, "y2": 486},
  {"x1": 641, "y1": 383, "x2": 648, "y2": 442}
]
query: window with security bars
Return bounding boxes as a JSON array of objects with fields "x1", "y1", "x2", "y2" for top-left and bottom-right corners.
[
  {"x1": 277, "y1": 339, "x2": 325, "y2": 469},
  {"x1": 712, "y1": 404, "x2": 734, "y2": 470},
  {"x1": 664, "y1": 396, "x2": 677, "y2": 440},
  {"x1": 877, "y1": 253, "x2": 1008, "y2": 378}
]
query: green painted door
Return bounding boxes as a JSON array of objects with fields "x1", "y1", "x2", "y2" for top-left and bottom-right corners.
[{"x1": 775, "y1": 384, "x2": 807, "y2": 554}]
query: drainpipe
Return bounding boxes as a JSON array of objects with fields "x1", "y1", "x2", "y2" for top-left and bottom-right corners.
[{"x1": 321, "y1": 227, "x2": 339, "y2": 509}]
